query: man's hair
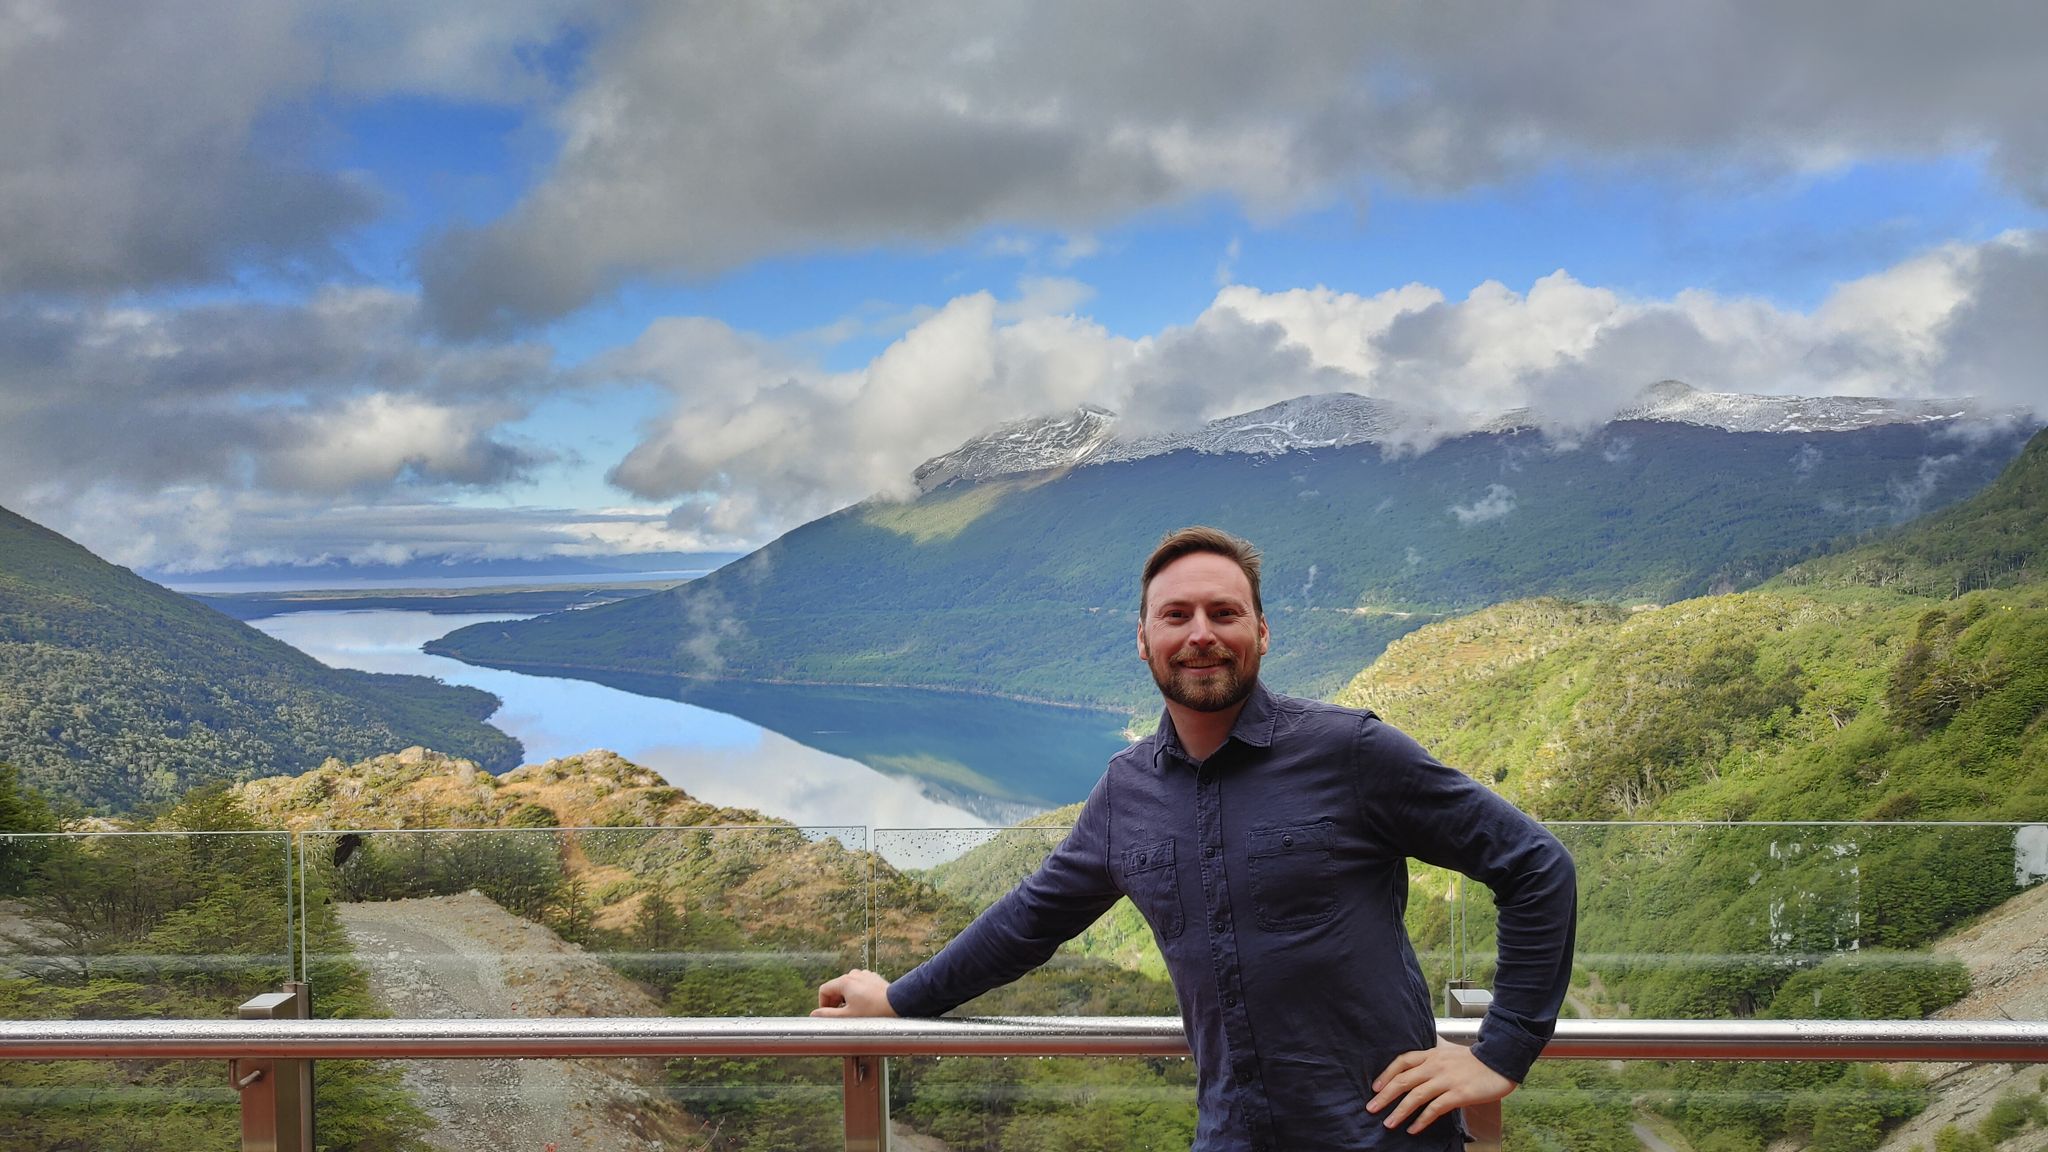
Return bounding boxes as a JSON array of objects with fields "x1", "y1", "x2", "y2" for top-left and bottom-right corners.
[{"x1": 1140, "y1": 526, "x2": 1263, "y2": 618}]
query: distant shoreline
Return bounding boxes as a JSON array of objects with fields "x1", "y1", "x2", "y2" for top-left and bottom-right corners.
[
  {"x1": 430, "y1": 651, "x2": 1138, "y2": 718},
  {"x1": 189, "y1": 582, "x2": 678, "y2": 621}
]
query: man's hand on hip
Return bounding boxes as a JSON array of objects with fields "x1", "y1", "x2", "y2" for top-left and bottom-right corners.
[
  {"x1": 812, "y1": 968, "x2": 898, "y2": 1017},
  {"x1": 1366, "y1": 1039, "x2": 1516, "y2": 1134}
]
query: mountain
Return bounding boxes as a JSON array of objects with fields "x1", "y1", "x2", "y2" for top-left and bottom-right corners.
[
  {"x1": 1328, "y1": 426, "x2": 2048, "y2": 826},
  {"x1": 914, "y1": 383, "x2": 1999, "y2": 491},
  {"x1": 0, "y1": 505, "x2": 520, "y2": 811},
  {"x1": 1613, "y1": 379, "x2": 1987, "y2": 434},
  {"x1": 432, "y1": 390, "x2": 2035, "y2": 711},
  {"x1": 1769, "y1": 423, "x2": 2048, "y2": 598},
  {"x1": 912, "y1": 404, "x2": 1119, "y2": 491},
  {"x1": 1318, "y1": 427, "x2": 2048, "y2": 1150}
]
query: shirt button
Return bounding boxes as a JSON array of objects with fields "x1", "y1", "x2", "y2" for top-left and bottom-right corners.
[
  {"x1": 1214, "y1": 919, "x2": 1227, "y2": 933},
  {"x1": 1137, "y1": 853, "x2": 1148, "y2": 865},
  {"x1": 1222, "y1": 994, "x2": 1236, "y2": 1008},
  {"x1": 1204, "y1": 846, "x2": 1216, "y2": 858},
  {"x1": 1282, "y1": 834, "x2": 1294, "y2": 847}
]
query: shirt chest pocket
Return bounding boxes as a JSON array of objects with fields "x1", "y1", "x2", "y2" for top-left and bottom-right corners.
[
  {"x1": 1120, "y1": 838, "x2": 1185, "y2": 940},
  {"x1": 1247, "y1": 820, "x2": 1338, "y2": 931}
]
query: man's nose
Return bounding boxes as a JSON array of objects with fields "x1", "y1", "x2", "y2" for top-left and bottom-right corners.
[{"x1": 1187, "y1": 610, "x2": 1218, "y2": 644}]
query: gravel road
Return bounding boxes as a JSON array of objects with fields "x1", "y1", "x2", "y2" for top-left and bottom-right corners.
[{"x1": 335, "y1": 892, "x2": 702, "y2": 1152}]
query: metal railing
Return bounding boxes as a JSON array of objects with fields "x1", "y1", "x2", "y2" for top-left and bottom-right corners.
[{"x1": 4, "y1": 1004, "x2": 2046, "y2": 1152}]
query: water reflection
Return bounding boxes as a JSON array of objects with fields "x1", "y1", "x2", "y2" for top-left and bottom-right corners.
[
  {"x1": 255, "y1": 610, "x2": 990, "y2": 833},
  {"x1": 543, "y1": 667, "x2": 1126, "y2": 820}
]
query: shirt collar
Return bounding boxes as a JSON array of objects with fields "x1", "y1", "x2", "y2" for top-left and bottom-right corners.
[{"x1": 1153, "y1": 678, "x2": 1277, "y2": 763}]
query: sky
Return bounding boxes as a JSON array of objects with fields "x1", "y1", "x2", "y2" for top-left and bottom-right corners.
[{"x1": 3, "y1": 1, "x2": 2047, "y2": 573}]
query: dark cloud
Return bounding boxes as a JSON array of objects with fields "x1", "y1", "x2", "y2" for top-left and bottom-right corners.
[
  {"x1": 1934, "y1": 232, "x2": 2048, "y2": 411},
  {"x1": 0, "y1": 0, "x2": 589, "y2": 296},
  {"x1": 419, "y1": 0, "x2": 2048, "y2": 332},
  {"x1": 0, "y1": 290, "x2": 563, "y2": 501},
  {"x1": 1116, "y1": 310, "x2": 1351, "y2": 436},
  {"x1": 0, "y1": 1, "x2": 374, "y2": 293}
]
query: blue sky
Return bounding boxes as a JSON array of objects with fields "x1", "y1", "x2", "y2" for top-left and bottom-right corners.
[{"x1": 2, "y1": 2, "x2": 2045, "y2": 571}]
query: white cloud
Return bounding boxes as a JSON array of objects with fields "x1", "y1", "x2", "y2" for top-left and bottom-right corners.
[
  {"x1": 597, "y1": 230, "x2": 2048, "y2": 551},
  {"x1": 601, "y1": 286, "x2": 1133, "y2": 540},
  {"x1": 998, "y1": 277, "x2": 1095, "y2": 321},
  {"x1": 1052, "y1": 234, "x2": 1100, "y2": 267},
  {"x1": 1209, "y1": 282, "x2": 1445, "y2": 379},
  {"x1": 262, "y1": 394, "x2": 542, "y2": 493},
  {"x1": 1450, "y1": 484, "x2": 1517, "y2": 525},
  {"x1": 9, "y1": 234, "x2": 2046, "y2": 572},
  {"x1": 33, "y1": 489, "x2": 713, "y2": 575},
  {"x1": 1215, "y1": 238, "x2": 1242, "y2": 288}
]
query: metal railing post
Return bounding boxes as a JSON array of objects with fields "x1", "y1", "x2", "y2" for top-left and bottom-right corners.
[
  {"x1": 1446, "y1": 984, "x2": 1500, "y2": 1152},
  {"x1": 234, "y1": 983, "x2": 312, "y2": 1152},
  {"x1": 843, "y1": 1053, "x2": 889, "y2": 1152}
]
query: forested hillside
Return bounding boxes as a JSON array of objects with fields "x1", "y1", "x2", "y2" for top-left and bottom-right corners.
[
  {"x1": 1771, "y1": 424, "x2": 2048, "y2": 599},
  {"x1": 0, "y1": 505, "x2": 520, "y2": 811},
  {"x1": 433, "y1": 418, "x2": 2031, "y2": 711},
  {"x1": 1315, "y1": 427, "x2": 2048, "y2": 1152},
  {"x1": 0, "y1": 778, "x2": 432, "y2": 1151},
  {"x1": 1338, "y1": 428, "x2": 2048, "y2": 826}
]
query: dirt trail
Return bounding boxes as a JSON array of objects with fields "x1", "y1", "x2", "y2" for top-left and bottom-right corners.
[
  {"x1": 335, "y1": 892, "x2": 702, "y2": 1152},
  {"x1": 1873, "y1": 879, "x2": 2048, "y2": 1152}
]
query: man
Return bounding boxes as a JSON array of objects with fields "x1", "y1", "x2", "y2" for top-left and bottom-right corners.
[{"x1": 817, "y1": 526, "x2": 1577, "y2": 1150}]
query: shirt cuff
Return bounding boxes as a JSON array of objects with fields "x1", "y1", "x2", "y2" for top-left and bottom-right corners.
[{"x1": 1469, "y1": 1007, "x2": 1549, "y2": 1084}]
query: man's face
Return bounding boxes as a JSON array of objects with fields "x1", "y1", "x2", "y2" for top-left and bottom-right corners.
[{"x1": 1138, "y1": 551, "x2": 1269, "y2": 713}]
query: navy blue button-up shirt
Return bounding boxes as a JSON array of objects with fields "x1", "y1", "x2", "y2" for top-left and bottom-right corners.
[{"x1": 889, "y1": 682, "x2": 1578, "y2": 1151}]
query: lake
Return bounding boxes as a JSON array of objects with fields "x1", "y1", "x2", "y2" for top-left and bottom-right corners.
[{"x1": 254, "y1": 610, "x2": 1130, "y2": 839}]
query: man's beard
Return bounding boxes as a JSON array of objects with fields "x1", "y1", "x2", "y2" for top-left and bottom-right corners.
[{"x1": 1151, "y1": 651, "x2": 1258, "y2": 713}]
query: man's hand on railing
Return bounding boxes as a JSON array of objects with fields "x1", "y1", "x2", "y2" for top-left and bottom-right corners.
[
  {"x1": 813, "y1": 968, "x2": 899, "y2": 1017},
  {"x1": 1366, "y1": 1038, "x2": 1515, "y2": 1135}
]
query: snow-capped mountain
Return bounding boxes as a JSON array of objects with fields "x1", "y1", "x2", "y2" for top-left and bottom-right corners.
[
  {"x1": 914, "y1": 383, "x2": 1996, "y2": 491},
  {"x1": 910, "y1": 405, "x2": 1118, "y2": 491},
  {"x1": 1092, "y1": 394, "x2": 1417, "y2": 464},
  {"x1": 914, "y1": 394, "x2": 1417, "y2": 492},
  {"x1": 1615, "y1": 380, "x2": 1978, "y2": 434}
]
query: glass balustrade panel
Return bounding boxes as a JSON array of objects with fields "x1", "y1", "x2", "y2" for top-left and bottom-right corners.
[
  {"x1": 1504, "y1": 1058, "x2": 2048, "y2": 1152},
  {"x1": 875, "y1": 826, "x2": 1194, "y2": 1151},
  {"x1": 0, "y1": 829, "x2": 293, "y2": 1151},
  {"x1": 297, "y1": 823, "x2": 866, "y2": 1152},
  {"x1": 1441, "y1": 822, "x2": 2048, "y2": 1029}
]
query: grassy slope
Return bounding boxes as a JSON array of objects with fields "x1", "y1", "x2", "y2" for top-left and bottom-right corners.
[
  {"x1": 0, "y1": 505, "x2": 521, "y2": 811},
  {"x1": 432, "y1": 421, "x2": 2030, "y2": 711}
]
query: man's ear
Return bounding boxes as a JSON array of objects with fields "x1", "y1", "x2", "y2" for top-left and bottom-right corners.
[
  {"x1": 1258, "y1": 615, "x2": 1270, "y2": 653},
  {"x1": 1137, "y1": 626, "x2": 1149, "y2": 660}
]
